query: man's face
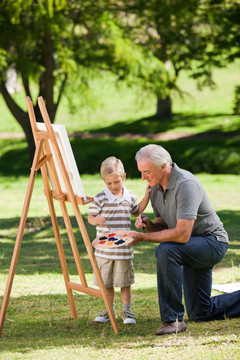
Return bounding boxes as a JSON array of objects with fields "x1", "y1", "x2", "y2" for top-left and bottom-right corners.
[{"x1": 137, "y1": 159, "x2": 165, "y2": 187}]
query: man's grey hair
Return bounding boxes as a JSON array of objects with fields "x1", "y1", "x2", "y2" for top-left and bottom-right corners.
[{"x1": 135, "y1": 144, "x2": 172, "y2": 169}]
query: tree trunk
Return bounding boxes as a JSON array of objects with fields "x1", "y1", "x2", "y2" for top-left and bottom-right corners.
[
  {"x1": 0, "y1": 81, "x2": 36, "y2": 163},
  {"x1": 21, "y1": 113, "x2": 36, "y2": 164},
  {"x1": 156, "y1": 96, "x2": 172, "y2": 118}
]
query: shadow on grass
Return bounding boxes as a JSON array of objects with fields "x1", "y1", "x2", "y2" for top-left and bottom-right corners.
[
  {"x1": 0, "y1": 290, "x2": 239, "y2": 353},
  {"x1": 86, "y1": 113, "x2": 240, "y2": 135},
  {"x1": 0, "y1": 117, "x2": 240, "y2": 177},
  {"x1": 0, "y1": 215, "x2": 158, "y2": 276},
  {"x1": 1, "y1": 208, "x2": 239, "y2": 353},
  {"x1": 0, "y1": 210, "x2": 239, "y2": 277}
]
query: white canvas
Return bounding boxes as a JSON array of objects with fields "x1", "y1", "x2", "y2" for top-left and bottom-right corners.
[{"x1": 36, "y1": 122, "x2": 86, "y2": 199}]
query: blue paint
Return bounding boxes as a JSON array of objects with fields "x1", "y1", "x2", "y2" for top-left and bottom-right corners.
[{"x1": 115, "y1": 239, "x2": 125, "y2": 245}]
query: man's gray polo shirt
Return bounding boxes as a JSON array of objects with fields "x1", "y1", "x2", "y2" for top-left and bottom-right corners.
[{"x1": 150, "y1": 163, "x2": 228, "y2": 243}]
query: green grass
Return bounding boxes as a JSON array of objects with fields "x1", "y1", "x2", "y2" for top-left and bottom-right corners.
[
  {"x1": 0, "y1": 61, "x2": 239, "y2": 134},
  {"x1": 0, "y1": 61, "x2": 240, "y2": 359},
  {"x1": 0, "y1": 174, "x2": 240, "y2": 359},
  {"x1": 1, "y1": 133, "x2": 240, "y2": 177},
  {"x1": 0, "y1": 61, "x2": 239, "y2": 177}
]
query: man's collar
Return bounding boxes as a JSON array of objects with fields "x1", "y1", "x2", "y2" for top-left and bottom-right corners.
[{"x1": 166, "y1": 163, "x2": 178, "y2": 189}]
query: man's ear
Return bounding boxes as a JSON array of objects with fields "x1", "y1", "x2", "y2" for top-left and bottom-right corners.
[
  {"x1": 123, "y1": 173, "x2": 126, "y2": 180},
  {"x1": 161, "y1": 163, "x2": 167, "y2": 170}
]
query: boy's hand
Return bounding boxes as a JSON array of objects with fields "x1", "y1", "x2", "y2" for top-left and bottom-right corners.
[
  {"x1": 94, "y1": 215, "x2": 106, "y2": 226},
  {"x1": 145, "y1": 184, "x2": 151, "y2": 196}
]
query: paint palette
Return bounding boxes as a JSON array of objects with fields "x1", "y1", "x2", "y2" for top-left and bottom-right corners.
[{"x1": 92, "y1": 231, "x2": 133, "y2": 249}]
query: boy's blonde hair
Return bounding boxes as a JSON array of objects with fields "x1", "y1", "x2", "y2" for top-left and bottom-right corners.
[{"x1": 100, "y1": 156, "x2": 125, "y2": 179}]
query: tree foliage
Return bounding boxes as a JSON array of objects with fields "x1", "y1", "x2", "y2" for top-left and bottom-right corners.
[
  {"x1": 110, "y1": 0, "x2": 240, "y2": 116},
  {"x1": 0, "y1": 0, "x2": 167, "y2": 160},
  {"x1": 0, "y1": 0, "x2": 239, "y2": 162},
  {"x1": 0, "y1": 1, "x2": 122, "y2": 158}
]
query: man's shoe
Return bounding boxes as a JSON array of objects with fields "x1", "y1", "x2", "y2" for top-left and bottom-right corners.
[{"x1": 156, "y1": 320, "x2": 186, "y2": 335}]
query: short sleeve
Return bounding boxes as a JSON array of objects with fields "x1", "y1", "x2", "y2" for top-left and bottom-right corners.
[
  {"x1": 88, "y1": 198, "x2": 102, "y2": 216},
  {"x1": 176, "y1": 180, "x2": 203, "y2": 220}
]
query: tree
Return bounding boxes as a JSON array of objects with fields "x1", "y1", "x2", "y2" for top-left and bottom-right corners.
[
  {"x1": 0, "y1": 0, "x2": 145, "y2": 161},
  {"x1": 2, "y1": 0, "x2": 237, "y2": 157},
  {"x1": 111, "y1": 0, "x2": 239, "y2": 118},
  {"x1": 0, "y1": 0, "x2": 65, "y2": 159}
]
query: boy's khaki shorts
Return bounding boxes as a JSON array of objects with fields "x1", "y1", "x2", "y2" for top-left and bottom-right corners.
[{"x1": 93, "y1": 257, "x2": 135, "y2": 288}]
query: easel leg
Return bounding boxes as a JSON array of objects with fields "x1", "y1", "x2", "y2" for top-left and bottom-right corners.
[
  {"x1": 0, "y1": 140, "x2": 43, "y2": 337},
  {"x1": 72, "y1": 206, "x2": 119, "y2": 333},
  {"x1": 92, "y1": 259, "x2": 120, "y2": 334},
  {"x1": 41, "y1": 165, "x2": 78, "y2": 319},
  {"x1": 59, "y1": 201, "x2": 88, "y2": 287}
]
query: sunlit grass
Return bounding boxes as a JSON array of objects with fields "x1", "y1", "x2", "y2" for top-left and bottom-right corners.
[
  {"x1": 0, "y1": 61, "x2": 239, "y2": 134},
  {"x1": 0, "y1": 173, "x2": 240, "y2": 359},
  {"x1": 0, "y1": 61, "x2": 240, "y2": 359}
]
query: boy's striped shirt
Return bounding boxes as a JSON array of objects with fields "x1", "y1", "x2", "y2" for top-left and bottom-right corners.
[{"x1": 88, "y1": 186, "x2": 139, "y2": 260}]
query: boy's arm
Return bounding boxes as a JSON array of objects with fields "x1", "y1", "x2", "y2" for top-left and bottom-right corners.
[
  {"x1": 135, "y1": 185, "x2": 151, "y2": 216},
  {"x1": 88, "y1": 196, "x2": 104, "y2": 226},
  {"x1": 88, "y1": 214, "x2": 105, "y2": 226}
]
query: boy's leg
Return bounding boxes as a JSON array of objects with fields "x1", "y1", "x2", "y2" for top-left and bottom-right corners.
[
  {"x1": 93, "y1": 257, "x2": 116, "y2": 323},
  {"x1": 113, "y1": 260, "x2": 136, "y2": 324},
  {"x1": 121, "y1": 285, "x2": 131, "y2": 304},
  {"x1": 106, "y1": 287, "x2": 115, "y2": 305},
  {"x1": 121, "y1": 286, "x2": 136, "y2": 324}
]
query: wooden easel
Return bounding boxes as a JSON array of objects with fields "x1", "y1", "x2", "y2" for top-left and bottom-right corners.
[{"x1": 0, "y1": 96, "x2": 119, "y2": 336}]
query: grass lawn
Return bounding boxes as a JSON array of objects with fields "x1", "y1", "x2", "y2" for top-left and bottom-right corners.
[
  {"x1": 0, "y1": 61, "x2": 239, "y2": 178},
  {"x1": 0, "y1": 61, "x2": 239, "y2": 135},
  {"x1": 0, "y1": 60, "x2": 240, "y2": 359},
  {"x1": 0, "y1": 174, "x2": 239, "y2": 360}
]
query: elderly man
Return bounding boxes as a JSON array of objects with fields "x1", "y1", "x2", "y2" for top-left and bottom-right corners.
[{"x1": 127, "y1": 144, "x2": 240, "y2": 335}]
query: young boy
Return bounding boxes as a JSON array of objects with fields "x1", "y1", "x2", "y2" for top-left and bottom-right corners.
[{"x1": 88, "y1": 156, "x2": 150, "y2": 325}]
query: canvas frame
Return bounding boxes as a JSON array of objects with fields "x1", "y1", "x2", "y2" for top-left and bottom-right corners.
[{"x1": 36, "y1": 122, "x2": 86, "y2": 199}]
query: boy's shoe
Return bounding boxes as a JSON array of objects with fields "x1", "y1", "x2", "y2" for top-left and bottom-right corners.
[
  {"x1": 94, "y1": 310, "x2": 117, "y2": 323},
  {"x1": 122, "y1": 310, "x2": 136, "y2": 325}
]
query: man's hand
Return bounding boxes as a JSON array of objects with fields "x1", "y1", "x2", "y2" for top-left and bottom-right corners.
[
  {"x1": 135, "y1": 214, "x2": 150, "y2": 231},
  {"x1": 123, "y1": 230, "x2": 144, "y2": 246}
]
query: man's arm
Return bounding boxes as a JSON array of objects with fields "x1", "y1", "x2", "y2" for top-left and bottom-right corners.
[{"x1": 128, "y1": 218, "x2": 194, "y2": 245}]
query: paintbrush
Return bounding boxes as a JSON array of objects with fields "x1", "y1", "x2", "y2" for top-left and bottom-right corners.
[
  {"x1": 105, "y1": 221, "x2": 111, "y2": 232},
  {"x1": 141, "y1": 214, "x2": 145, "y2": 231}
]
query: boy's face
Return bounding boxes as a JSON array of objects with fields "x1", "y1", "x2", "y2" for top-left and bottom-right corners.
[{"x1": 104, "y1": 173, "x2": 126, "y2": 197}]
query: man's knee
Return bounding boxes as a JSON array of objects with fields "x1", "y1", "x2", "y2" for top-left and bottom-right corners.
[
  {"x1": 186, "y1": 303, "x2": 213, "y2": 322},
  {"x1": 155, "y1": 243, "x2": 172, "y2": 261}
]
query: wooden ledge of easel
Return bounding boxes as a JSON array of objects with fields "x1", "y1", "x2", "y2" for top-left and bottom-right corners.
[
  {"x1": 68, "y1": 282, "x2": 103, "y2": 298},
  {"x1": 48, "y1": 190, "x2": 93, "y2": 205}
]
